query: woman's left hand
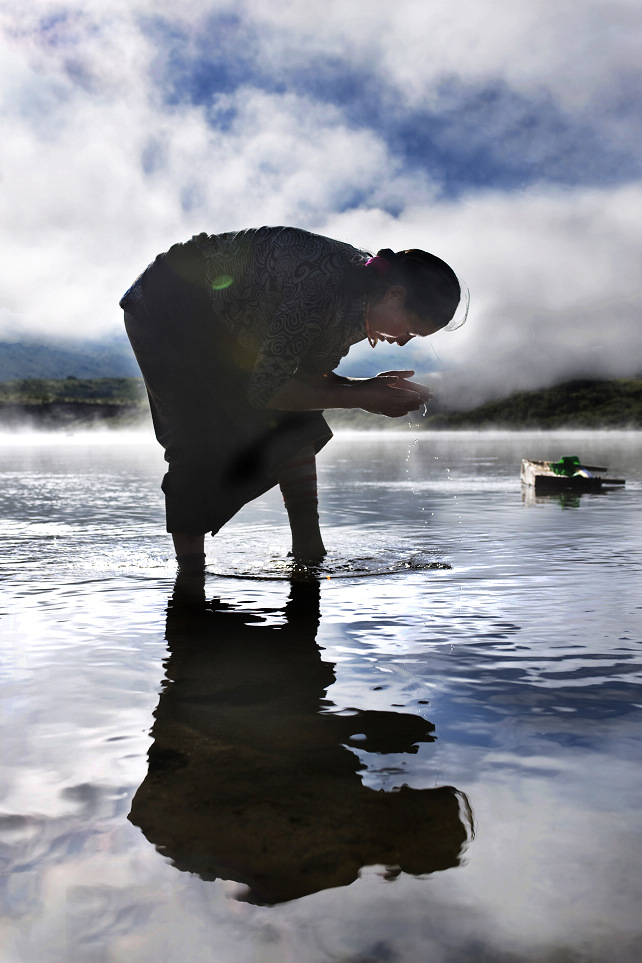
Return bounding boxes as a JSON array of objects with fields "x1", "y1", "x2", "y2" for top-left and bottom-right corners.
[{"x1": 375, "y1": 370, "x2": 433, "y2": 404}]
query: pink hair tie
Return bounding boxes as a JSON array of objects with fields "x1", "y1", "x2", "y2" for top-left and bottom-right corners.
[{"x1": 364, "y1": 255, "x2": 392, "y2": 276}]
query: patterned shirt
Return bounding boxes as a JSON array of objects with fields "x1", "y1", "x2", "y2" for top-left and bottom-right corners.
[{"x1": 120, "y1": 226, "x2": 370, "y2": 408}]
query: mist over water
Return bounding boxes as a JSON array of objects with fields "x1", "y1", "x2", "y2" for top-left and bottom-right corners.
[{"x1": 1, "y1": 430, "x2": 640, "y2": 961}]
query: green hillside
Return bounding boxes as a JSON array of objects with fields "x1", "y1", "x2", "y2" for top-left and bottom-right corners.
[
  {"x1": 423, "y1": 378, "x2": 642, "y2": 430},
  {"x1": 0, "y1": 377, "x2": 148, "y2": 429},
  {"x1": 0, "y1": 376, "x2": 145, "y2": 404}
]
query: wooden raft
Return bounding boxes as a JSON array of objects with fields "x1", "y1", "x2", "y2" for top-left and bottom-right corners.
[{"x1": 520, "y1": 459, "x2": 626, "y2": 493}]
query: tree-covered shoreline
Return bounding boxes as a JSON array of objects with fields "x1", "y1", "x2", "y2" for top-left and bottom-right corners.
[
  {"x1": 1, "y1": 376, "x2": 641, "y2": 430},
  {"x1": 0, "y1": 377, "x2": 149, "y2": 428},
  {"x1": 422, "y1": 378, "x2": 642, "y2": 430}
]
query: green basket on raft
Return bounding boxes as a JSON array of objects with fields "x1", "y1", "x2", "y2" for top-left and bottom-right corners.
[{"x1": 549, "y1": 456, "x2": 584, "y2": 477}]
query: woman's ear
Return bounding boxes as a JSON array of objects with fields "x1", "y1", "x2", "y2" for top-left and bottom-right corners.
[{"x1": 383, "y1": 284, "x2": 407, "y2": 306}]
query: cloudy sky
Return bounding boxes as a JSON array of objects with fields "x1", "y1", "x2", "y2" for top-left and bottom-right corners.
[{"x1": 1, "y1": 0, "x2": 641, "y2": 402}]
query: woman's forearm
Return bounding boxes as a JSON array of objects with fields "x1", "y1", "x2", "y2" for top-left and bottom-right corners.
[
  {"x1": 264, "y1": 376, "x2": 357, "y2": 411},
  {"x1": 265, "y1": 373, "x2": 424, "y2": 418}
]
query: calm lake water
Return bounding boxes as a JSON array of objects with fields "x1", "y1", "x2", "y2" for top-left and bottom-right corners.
[{"x1": 1, "y1": 429, "x2": 640, "y2": 963}]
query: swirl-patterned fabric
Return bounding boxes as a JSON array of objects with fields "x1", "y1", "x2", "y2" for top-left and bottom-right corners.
[{"x1": 120, "y1": 226, "x2": 370, "y2": 408}]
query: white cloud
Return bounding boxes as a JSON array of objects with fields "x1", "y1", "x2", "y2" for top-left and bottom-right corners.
[
  {"x1": 334, "y1": 184, "x2": 642, "y2": 400},
  {"x1": 0, "y1": 63, "x2": 436, "y2": 335},
  {"x1": 244, "y1": 0, "x2": 642, "y2": 109},
  {"x1": 0, "y1": 0, "x2": 640, "y2": 403}
]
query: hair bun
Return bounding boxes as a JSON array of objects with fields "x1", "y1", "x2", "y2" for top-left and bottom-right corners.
[{"x1": 375, "y1": 249, "x2": 397, "y2": 261}]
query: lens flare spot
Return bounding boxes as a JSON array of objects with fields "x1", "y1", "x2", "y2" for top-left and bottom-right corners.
[{"x1": 211, "y1": 275, "x2": 234, "y2": 291}]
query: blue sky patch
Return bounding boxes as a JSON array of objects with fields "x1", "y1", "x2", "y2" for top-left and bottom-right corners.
[{"x1": 142, "y1": 13, "x2": 642, "y2": 199}]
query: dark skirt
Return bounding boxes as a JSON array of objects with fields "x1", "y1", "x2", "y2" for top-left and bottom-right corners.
[{"x1": 124, "y1": 254, "x2": 332, "y2": 534}]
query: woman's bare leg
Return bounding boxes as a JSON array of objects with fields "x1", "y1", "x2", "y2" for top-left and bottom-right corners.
[
  {"x1": 278, "y1": 446, "x2": 326, "y2": 561},
  {"x1": 172, "y1": 533, "x2": 206, "y2": 571}
]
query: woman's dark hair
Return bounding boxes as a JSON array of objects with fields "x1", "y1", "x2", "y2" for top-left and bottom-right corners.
[
  {"x1": 380, "y1": 248, "x2": 460, "y2": 329},
  {"x1": 342, "y1": 247, "x2": 462, "y2": 331}
]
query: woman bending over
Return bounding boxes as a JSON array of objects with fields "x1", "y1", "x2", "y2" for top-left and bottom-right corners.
[{"x1": 120, "y1": 227, "x2": 466, "y2": 569}]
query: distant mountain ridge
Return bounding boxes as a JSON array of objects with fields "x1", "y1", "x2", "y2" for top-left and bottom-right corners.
[
  {"x1": 1, "y1": 334, "x2": 437, "y2": 383},
  {"x1": 0, "y1": 334, "x2": 140, "y2": 381}
]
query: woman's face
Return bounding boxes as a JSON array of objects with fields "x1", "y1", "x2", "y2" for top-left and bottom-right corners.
[{"x1": 368, "y1": 285, "x2": 441, "y2": 346}]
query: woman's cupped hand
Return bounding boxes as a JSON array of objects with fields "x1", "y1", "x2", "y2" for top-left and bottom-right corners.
[{"x1": 354, "y1": 370, "x2": 433, "y2": 418}]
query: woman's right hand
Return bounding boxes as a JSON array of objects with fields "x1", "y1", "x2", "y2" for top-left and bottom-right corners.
[{"x1": 353, "y1": 374, "x2": 422, "y2": 418}]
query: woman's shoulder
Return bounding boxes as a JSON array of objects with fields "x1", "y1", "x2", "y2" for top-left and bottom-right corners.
[
  {"x1": 191, "y1": 227, "x2": 369, "y2": 263},
  {"x1": 261, "y1": 226, "x2": 369, "y2": 261}
]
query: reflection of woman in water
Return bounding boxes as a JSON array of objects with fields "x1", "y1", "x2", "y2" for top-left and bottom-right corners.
[
  {"x1": 121, "y1": 228, "x2": 467, "y2": 569},
  {"x1": 129, "y1": 576, "x2": 474, "y2": 905}
]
